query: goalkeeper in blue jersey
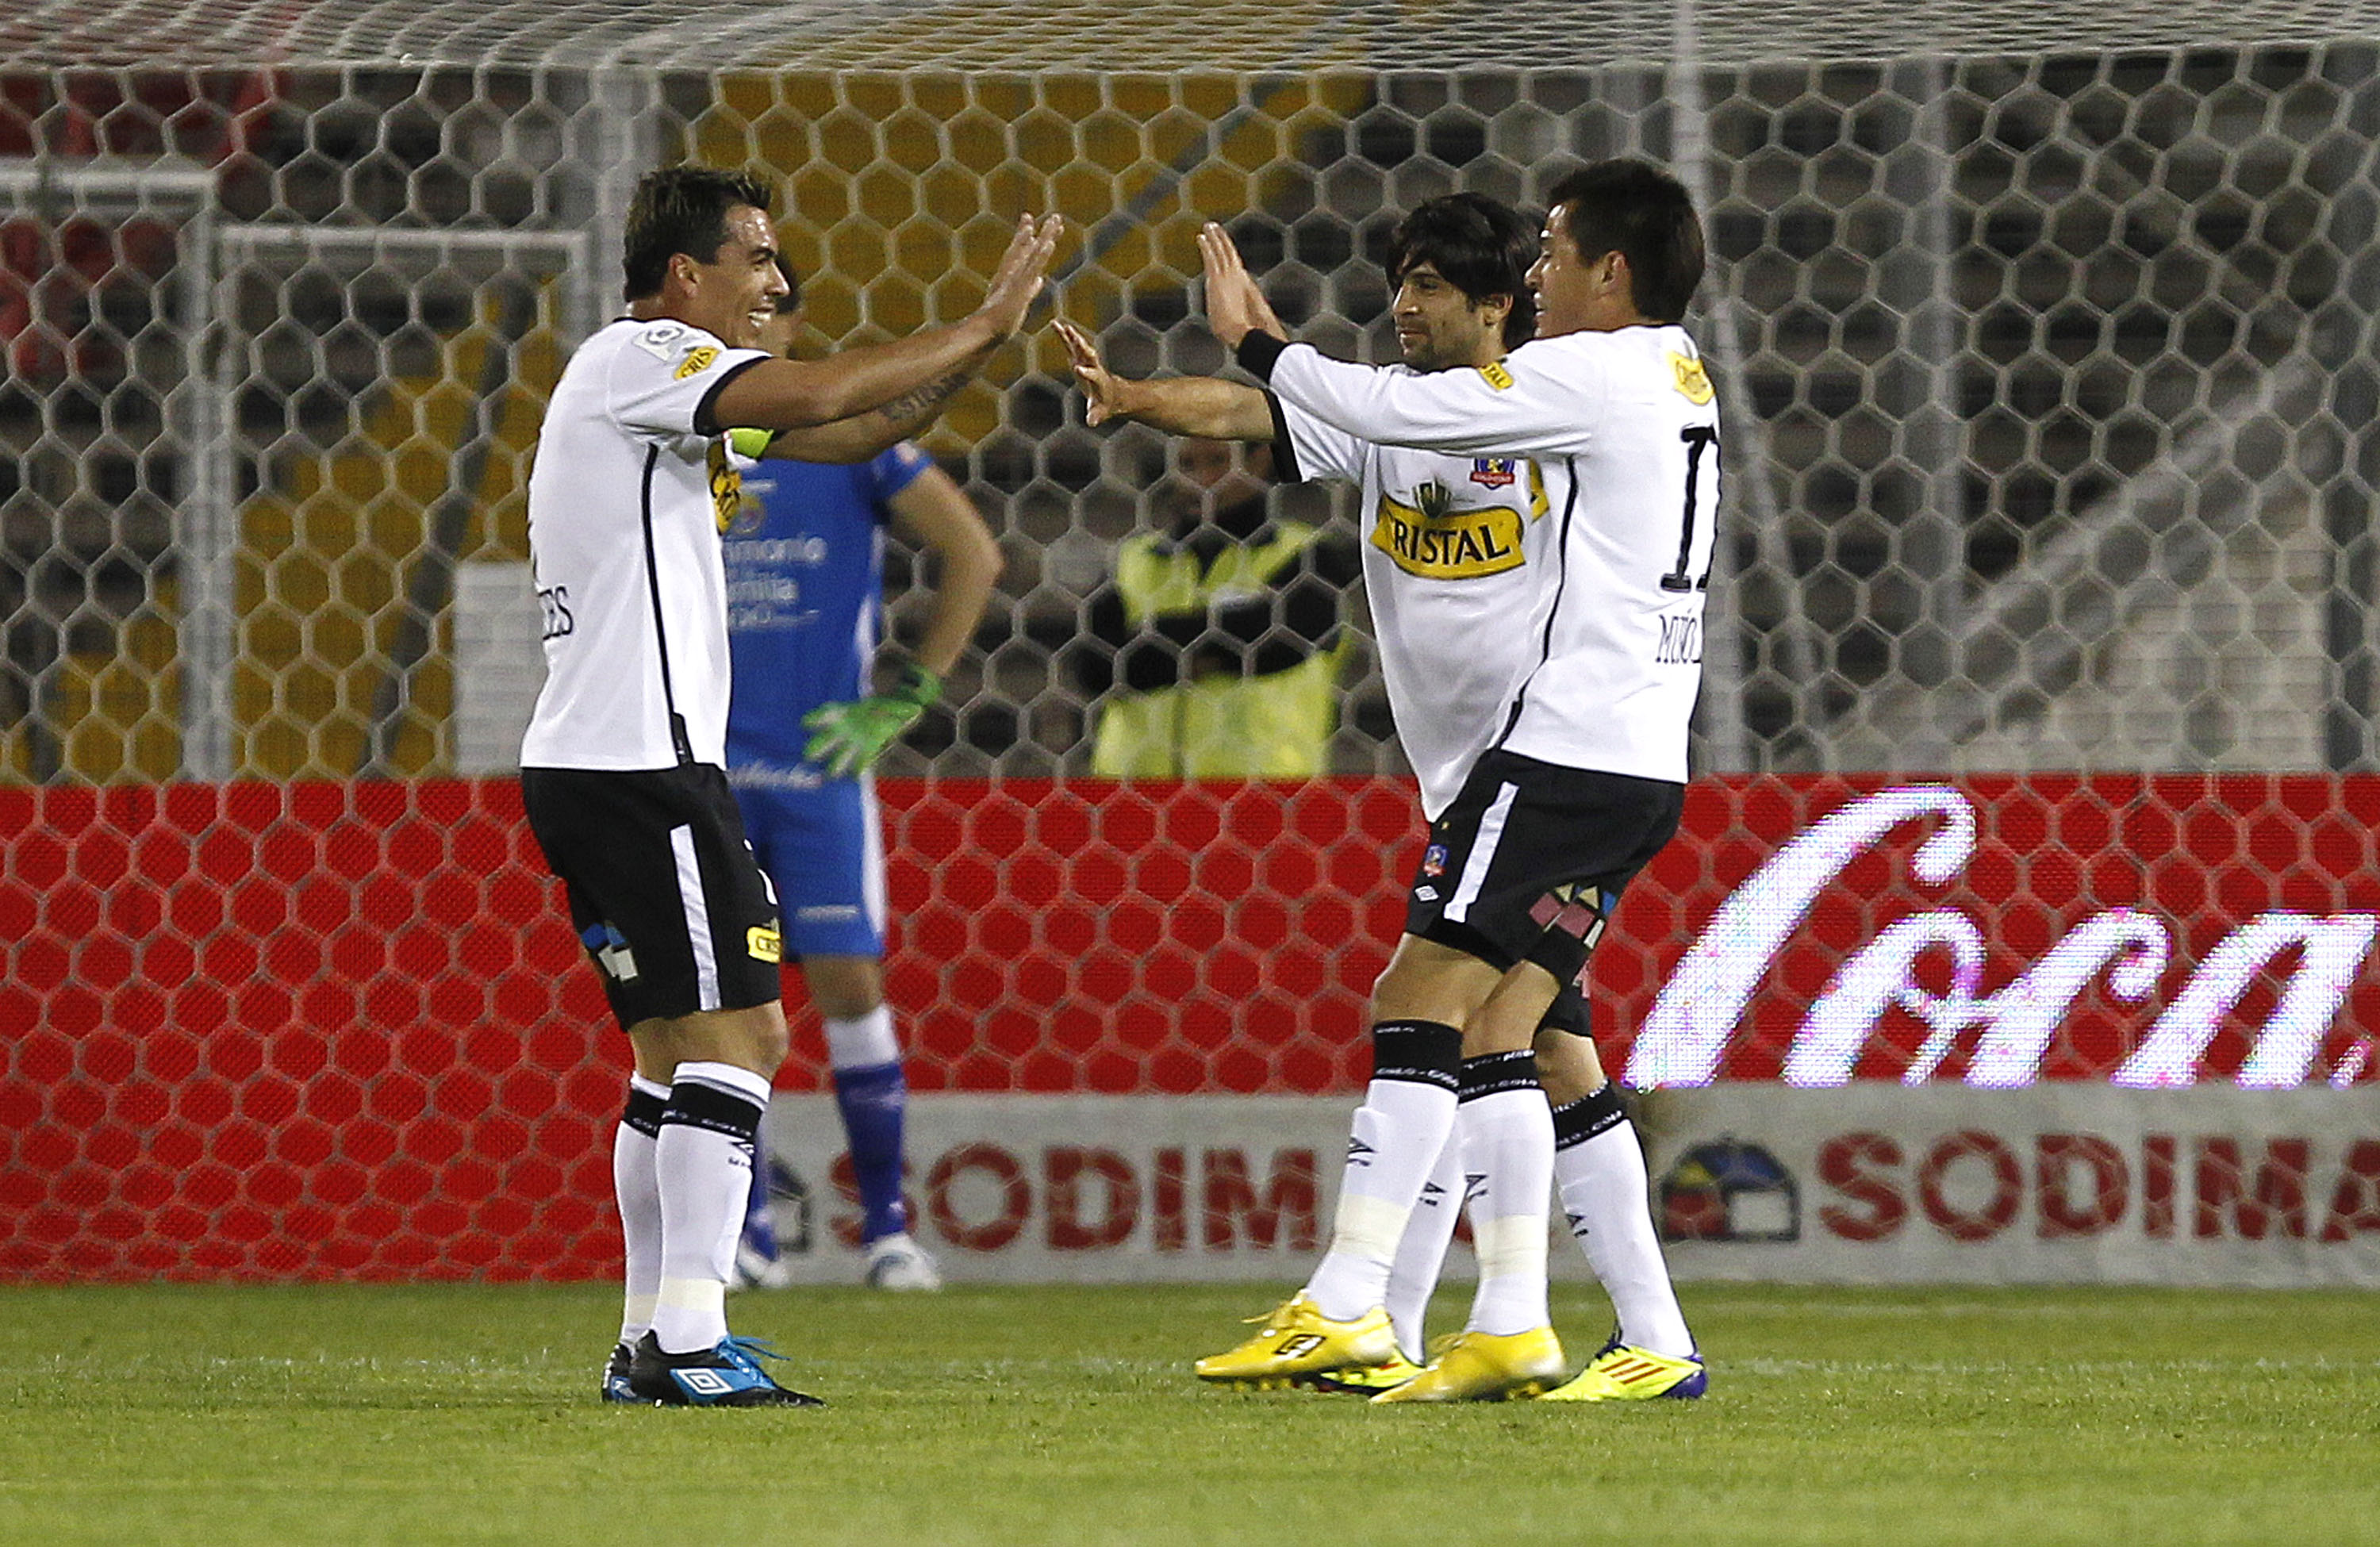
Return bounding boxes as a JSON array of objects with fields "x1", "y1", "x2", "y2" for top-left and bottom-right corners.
[{"x1": 721, "y1": 271, "x2": 1001, "y2": 1292}]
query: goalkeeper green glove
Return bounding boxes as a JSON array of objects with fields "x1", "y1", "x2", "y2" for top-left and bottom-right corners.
[{"x1": 801, "y1": 663, "x2": 942, "y2": 777}]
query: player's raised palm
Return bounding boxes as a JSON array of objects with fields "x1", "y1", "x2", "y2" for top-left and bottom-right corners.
[
  {"x1": 973, "y1": 213, "x2": 1067, "y2": 342},
  {"x1": 1055, "y1": 319, "x2": 1126, "y2": 426},
  {"x1": 1196, "y1": 221, "x2": 1286, "y2": 347}
]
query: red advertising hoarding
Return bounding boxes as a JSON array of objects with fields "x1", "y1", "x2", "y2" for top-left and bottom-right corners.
[{"x1": 2, "y1": 774, "x2": 2374, "y2": 1280}]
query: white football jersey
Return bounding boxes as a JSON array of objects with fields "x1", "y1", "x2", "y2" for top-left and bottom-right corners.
[
  {"x1": 520, "y1": 317, "x2": 770, "y2": 771},
  {"x1": 1276, "y1": 393, "x2": 1556, "y2": 820},
  {"x1": 1265, "y1": 326, "x2": 1720, "y2": 785}
]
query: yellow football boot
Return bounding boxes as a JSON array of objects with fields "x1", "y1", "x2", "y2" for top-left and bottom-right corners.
[
  {"x1": 1193, "y1": 1295, "x2": 1396, "y2": 1389},
  {"x1": 1537, "y1": 1338, "x2": 1707, "y2": 1402},
  {"x1": 1297, "y1": 1349, "x2": 1425, "y2": 1395},
  {"x1": 1368, "y1": 1326, "x2": 1565, "y2": 1403}
]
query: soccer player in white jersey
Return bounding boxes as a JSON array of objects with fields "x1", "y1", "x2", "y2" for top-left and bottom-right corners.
[
  {"x1": 518, "y1": 165, "x2": 1058, "y2": 1406},
  {"x1": 1199, "y1": 161, "x2": 1716, "y2": 1402},
  {"x1": 1062, "y1": 192, "x2": 1687, "y2": 1396},
  {"x1": 1089, "y1": 163, "x2": 1711, "y2": 1402}
]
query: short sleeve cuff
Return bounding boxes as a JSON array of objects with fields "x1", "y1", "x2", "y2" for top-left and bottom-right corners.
[{"x1": 693, "y1": 354, "x2": 769, "y2": 437}]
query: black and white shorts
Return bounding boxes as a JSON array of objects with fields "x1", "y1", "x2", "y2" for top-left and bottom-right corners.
[
  {"x1": 521, "y1": 763, "x2": 784, "y2": 1031},
  {"x1": 1404, "y1": 748, "x2": 1684, "y2": 982}
]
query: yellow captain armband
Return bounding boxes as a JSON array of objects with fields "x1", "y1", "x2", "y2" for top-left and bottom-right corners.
[{"x1": 727, "y1": 427, "x2": 775, "y2": 459}]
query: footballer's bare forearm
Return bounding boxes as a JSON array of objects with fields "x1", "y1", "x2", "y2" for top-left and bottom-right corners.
[
  {"x1": 727, "y1": 213, "x2": 1058, "y2": 432},
  {"x1": 712, "y1": 320, "x2": 1001, "y2": 433},
  {"x1": 889, "y1": 470, "x2": 1002, "y2": 678},
  {"x1": 759, "y1": 369, "x2": 973, "y2": 463},
  {"x1": 1108, "y1": 375, "x2": 1278, "y2": 442},
  {"x1": 911, "y1": 536, "x2": 1000, "y2": 678}
]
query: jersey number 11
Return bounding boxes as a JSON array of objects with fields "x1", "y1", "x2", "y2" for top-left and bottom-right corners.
[{"x1": 1661, "y1": 424, "x2": 1720, "y2": 593}]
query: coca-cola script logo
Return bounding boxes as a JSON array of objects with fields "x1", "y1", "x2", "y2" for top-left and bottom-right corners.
[{"x1": 1625, "y1": 785, "x2": 2380, "y2": 1090}]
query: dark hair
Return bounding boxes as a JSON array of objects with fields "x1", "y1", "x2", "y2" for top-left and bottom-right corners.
[
  {"x1": 621, "y1": 165, "x2": 774, "y2": 301},
  {"x1": 1385, "y1": 193, "x2": 1539, "y2": 349},
  {"x1": 1544, "y1": 159, "x2": 1705, "y2": 323},
  {"x1": 771, "y1": 255, "x2": 802, "y2": 313}
]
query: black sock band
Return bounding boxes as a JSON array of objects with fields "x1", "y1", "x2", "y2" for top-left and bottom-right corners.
[
  {"x1": 1370, "y1": 1019, "x2": 1463, "y2": 1091},
  {"x1": 659, "y1": 1077, "x2": 766, "y2": 1144},
  {"x1": 620, "y1": 1083, "x2": 667, "y2": 1139},
  {"x1": 1551, "y1": 1083, "x2": 1628, "y2": 1149},
  {"x1": 1458, "y1": 1049, "x2": 1541, "y2": 1102}
]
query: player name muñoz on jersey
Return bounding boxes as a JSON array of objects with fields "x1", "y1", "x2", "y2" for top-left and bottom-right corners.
[
  {"x1": 1261, "y1": 324, "x2": 1721, "y2": 787},
  {"x1": 1274, "y1": 391, "x2": 1556, "y2": 820},
  {"x1": 721, "y1": 442, "x2": 933, "y2": 777},
  {"x1": 520, "y1": 317, "x2": 769, "y2": 772}
]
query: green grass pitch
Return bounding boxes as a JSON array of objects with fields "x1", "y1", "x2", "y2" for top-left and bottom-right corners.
[{"x1": 2, "y1": 1280, "x2": 2374, "y2": 1545}]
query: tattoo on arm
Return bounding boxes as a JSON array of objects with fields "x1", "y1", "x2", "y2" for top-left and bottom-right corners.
[{"x1": 875, "y1": 370, "x2": 970, "y2": 429}]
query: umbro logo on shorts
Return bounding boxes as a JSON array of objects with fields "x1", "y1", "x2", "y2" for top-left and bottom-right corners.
[{"x1": 580, "y1": 922, "x2": 640, "y2": 982}]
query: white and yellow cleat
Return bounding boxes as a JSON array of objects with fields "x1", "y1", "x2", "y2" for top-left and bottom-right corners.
[
  {"x1": 1193, "y1": 1295, "x2": 1397, "y2": 1389},
  {"x1": 1538, "y1": 1338, "x2": 1707, "y2": 1402},
  {"x1": 1368, "y1": 1326, "x2": 1565, "y2": 1403}
]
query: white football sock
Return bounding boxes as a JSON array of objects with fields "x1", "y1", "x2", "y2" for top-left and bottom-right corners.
[
  {"x1": 651, "y1": 1061, "x2": 772, "y2": 1354},
  {"x1": 1302, "y1": 1022, "x2": 1463, "y2": 1322},
  {"x1": 1382, "y1": 1129, "x2": 1464, "y2": 1364},
  {"x1": 1555, "y1": 1088, "x2": 1695, "y2": 1357},
  {"x1": 1456, "y1": 1054, "x2": 1554, "y2": 1337},
  {"x1": 613, "y1": 1073, "x2": 669, "y2": 1347}
]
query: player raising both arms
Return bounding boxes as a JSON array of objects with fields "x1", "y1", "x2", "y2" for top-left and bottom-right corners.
[
  {"x1": 1126, "y1": 162, "x2": 1710, "y2": 1402},
  {"x1": 519, "y1": 164, "x2": 1058, "y2": 1407},
  {"x1": 1065, "y1": 187, "x2": 1701, "y2": 1401}
]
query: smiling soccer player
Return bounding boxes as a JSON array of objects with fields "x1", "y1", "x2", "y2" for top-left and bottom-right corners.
[
  {"x1": 1198, "y1": 163, "x2": 1716, "y2": 1403},
  {"x1": 1066, "y1": 175, "x2": 1709, "y2": 1402},
  {"x1": 517, "y1": 165, "x2": 1058, "y2": 1407}
]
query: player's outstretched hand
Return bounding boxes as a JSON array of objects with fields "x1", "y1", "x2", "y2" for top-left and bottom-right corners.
[
  {"x1": 801, "y1": 665, "x2": 942, "y2": 777},
  {"x1": 1056, "y1": 319, "x2": 1130, "y2": 426},
  {"x1": 974, "y1": 213, "x2": 1067, "y2": 344},
  {"x1": 1197, "y1": 221, "x2": 1286, "y2": 349}
]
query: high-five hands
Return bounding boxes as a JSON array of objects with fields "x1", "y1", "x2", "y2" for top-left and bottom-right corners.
[
  {"x1": 974, "y1": 213, "x2": 1069, "y2": 342},
  {"x1": 1196, "y1": 221, "x2": 1287, "y2": 349},
  {"x1": 1054, "y1": 319, "x2": 1131, "y2": 425}
]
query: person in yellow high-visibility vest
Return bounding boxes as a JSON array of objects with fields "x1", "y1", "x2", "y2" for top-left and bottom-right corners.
[{"x1": 1075, "y1": 438, "x2": 1361, "y2": 777}]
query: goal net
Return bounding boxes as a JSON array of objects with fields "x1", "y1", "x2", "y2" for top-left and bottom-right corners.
[{"x1": 3, "y1": 1, "x2": 2377, "y2": 1280}]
